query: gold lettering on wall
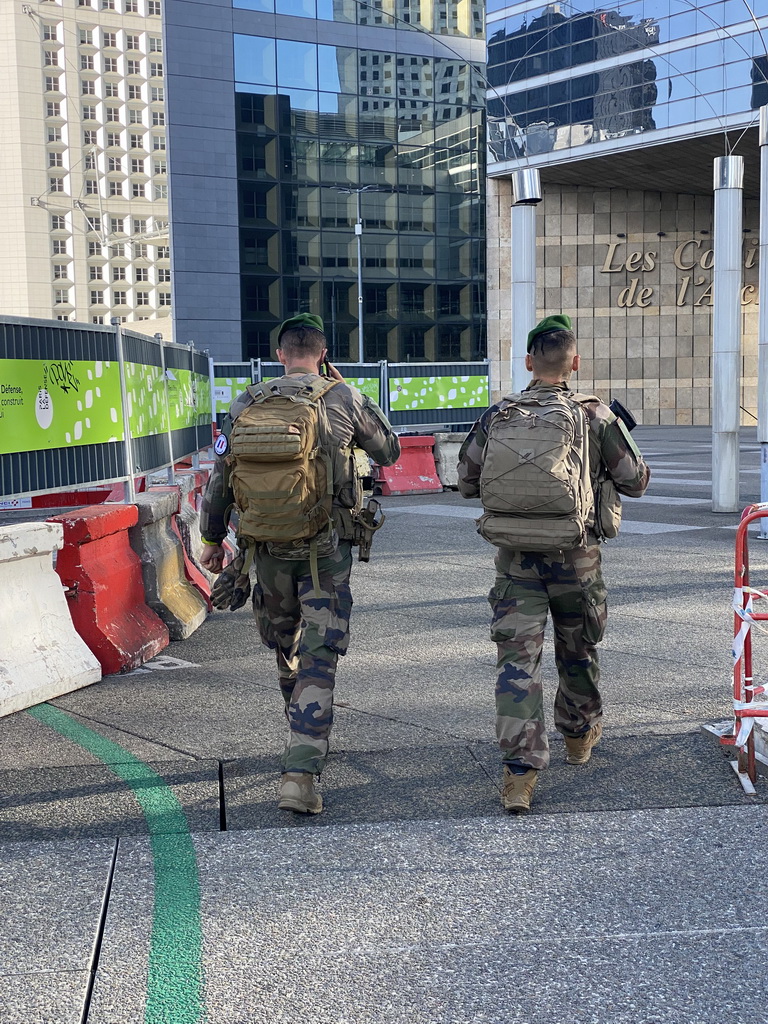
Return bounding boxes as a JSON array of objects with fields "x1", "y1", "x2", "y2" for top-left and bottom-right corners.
[{"x1": 600, "y1": 240, "x2": 759, "y2": 308}]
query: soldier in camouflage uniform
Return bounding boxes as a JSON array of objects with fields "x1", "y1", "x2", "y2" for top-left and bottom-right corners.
[
  {"x1": 458, "y1": 314, "x2": 650, "y2": 813},
  {"x1": 200, "y1": 313, "x2": 400, "y2": 815}
]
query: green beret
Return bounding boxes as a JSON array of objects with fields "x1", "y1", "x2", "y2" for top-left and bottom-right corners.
[
  {"x1": 527, "y1": 314, "x2": 572, "y2": 352},
  {"x1": 277, "y1": 313, "x2": 325, "y2": 341}
]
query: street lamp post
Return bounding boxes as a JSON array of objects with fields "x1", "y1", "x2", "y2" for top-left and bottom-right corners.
[{"x1": 333, "y1": 183, "x2": 386, "y2": 364}]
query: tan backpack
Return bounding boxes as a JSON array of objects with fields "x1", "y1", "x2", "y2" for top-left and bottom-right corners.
[
  {"x1": 477, "y1": 389, "x2": 598, "y2": 552},
  {"x1": 228, "y1": 375, "x2": 338, "y2": 547}
]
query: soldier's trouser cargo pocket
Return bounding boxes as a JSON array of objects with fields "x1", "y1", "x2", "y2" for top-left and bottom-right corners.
[
  {"x1": 488, "y1": 580, "x2": 519, "y2": 642},
  {"x1": 314, "y1": 583, "x2": 353, "y2": 655},
  {"x1": 252, "y1": 582, "x2": 278, "y2": 649},
  {"x1": 581, "y1": 574, "x2": 607, "y2": 646}
]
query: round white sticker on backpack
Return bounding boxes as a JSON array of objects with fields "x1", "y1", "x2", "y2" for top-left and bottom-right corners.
[{"x1": 214, "y1": 434, "x2": 228, "y2": 456}]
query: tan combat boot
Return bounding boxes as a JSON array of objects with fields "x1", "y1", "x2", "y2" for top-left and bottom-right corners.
[
  {"x1": 501, "y1": 767, "x2": 538, "y2": 813},
  {"x1": 278, "y1": 772, "x2": 323, "y2": 814},
  {"x1": 564, "y1": 721, "x2": 603, "y2": 765}
]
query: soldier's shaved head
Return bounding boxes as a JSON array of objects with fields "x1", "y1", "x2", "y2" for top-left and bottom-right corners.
[
  {"x1": 528, "y1": 329, "x2": 577, "y2": 380},
  {"x1": 278, "y1": 326, "x2": 326, "y2": 361}
]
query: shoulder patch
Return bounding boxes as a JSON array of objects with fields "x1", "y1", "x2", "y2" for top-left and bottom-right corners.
[{"x1": 214, "y1": 434, "x2": 228, "y2": 456}]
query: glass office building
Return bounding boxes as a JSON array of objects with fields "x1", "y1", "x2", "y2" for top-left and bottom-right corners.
[
  {"x1": 485, "y1": 1, "x2": 768, "y2": 425},
  {"x1": 165, "y1": 0, "x2": 486, "y2": 363}
]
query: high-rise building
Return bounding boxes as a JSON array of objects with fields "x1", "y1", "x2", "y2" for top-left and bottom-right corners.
[
  {"x1": 486, "y1": 1, "x2": 768, "y2": 425},
  {"x1": 0, "y1": 0, "x2": 171, "y2": 326},
  {"x1": 165, "y1": 0, "x2": 487, "y2": 362}
]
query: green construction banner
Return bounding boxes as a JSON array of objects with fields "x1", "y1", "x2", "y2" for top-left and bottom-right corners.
[
  {"x1": 166, "y1": 368, "x2": 212, "y2": 430},
  {"x1": 214, "y1": 377, "x2": 251, "y2": 415},
  {"x1": 0, "y1": 357, "x2": 124, "y2": 455},
  {"x1": 348, "y1": 377, "x2": 380, "y2": 404},
  {"x1": 126, "y1": 361, "x2": 168, "y2": 439},
  {"x1": 388, "y1": 374, "x2": 489, "y2": 413}
]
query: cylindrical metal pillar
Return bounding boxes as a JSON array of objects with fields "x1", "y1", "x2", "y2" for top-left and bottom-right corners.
[
  {"x1": 355, "y1": 190, "x2": 364, "y2": 363},
  {"x1": 114, "y1": 319, "x2": 136, "y2": 503},
  {"x1": 712, "y1": 155, "x2": 744, "y2": 513},
  {"x1": 759, "y1": 108, "x2": 768, "y2": 534},
  {"x1": 509, "y1": 168, "x2": 542, "y2": 393}
]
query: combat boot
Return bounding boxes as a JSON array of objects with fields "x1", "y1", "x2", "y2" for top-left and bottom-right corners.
[
  {"x1": 564, "y1": 721, "x2": 603, "y2": 765},
  {"x1": 278, "y1": 771, "x2": 323, "y2": 814},
  {"x1": 501, "y1": 767, "x2": 538, "y2": 814}
]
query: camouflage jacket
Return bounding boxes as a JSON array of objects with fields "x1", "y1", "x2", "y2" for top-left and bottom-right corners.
[
  {"x1": 200, "y1": 374, "x2": 400, "y2": 544},
  {"x1": 457, "y1": 380, "x2": 650, "y2": 534}
]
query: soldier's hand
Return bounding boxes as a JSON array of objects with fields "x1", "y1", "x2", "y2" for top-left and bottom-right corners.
[
  {"x1": 325, "y1": 361, "x2": 345, "y2": 383},
  {"x1": 200, "y1": 542, "x2": 226, "y2": 574}
]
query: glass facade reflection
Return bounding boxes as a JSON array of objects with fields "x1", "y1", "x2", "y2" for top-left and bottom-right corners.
[
  {"x1": 234, "y1": 0, "x2": 485, "y2": 38},
  {"x1": 487, "y1": 2, "x2": 768, "y2": 163},
  {"x1": 235, "y1": 29, "x2": 486, "y2": 362}
]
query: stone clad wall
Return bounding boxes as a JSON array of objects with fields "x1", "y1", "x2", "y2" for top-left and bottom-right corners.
[{"x1": 487, "y1": 179, "x2": 759, "y2": 425}]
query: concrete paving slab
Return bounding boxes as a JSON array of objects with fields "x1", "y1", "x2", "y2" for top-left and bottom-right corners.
[
  {"x1": 0, "y1": 705, "x2": 198, "y2": 770},
  {"x1": 0, "y1": 761, "x2": 220, "y2": 841},
  {"x1": 222, "y1": 745, "x2": 497, "y2": 831},
  {"x1": 88, "y1": 805, "x2": 768, "y2": 1023},
  {"x1": 0, "y1": 837, "x2": 113, "y2": 974},
  {"x1": 0, "y1": 971, "x2": 89, "y2": 1024}
]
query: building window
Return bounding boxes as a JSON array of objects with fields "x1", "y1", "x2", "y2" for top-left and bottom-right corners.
[
  {"x1": 103, "y1": 31, "x2": 117, "y2": 47},
  {"x1": 149, "y1": 37, "x2": 162, "y2": 52},
  {"x1": 45, "y1": 52, "x2": 59, "y2": 66},
  {"x1": 130, "y1": 133, "x2": 144, "y2": 149},
  {"x1": 133, "y1": 219, "x2": 147, "y2": 234},
  {"x1": 110, "y1": 216, "x2": 125, "y2": 233},
  {"x1": 90, "y1": 290, "x2": 104, "y2": 305},
  {"x1": 113, "y1": 290, "x2": 127, "y2": 305},
  {"x1": 85, "y1": 178, "x2": 99, "y2": 195},
  {"x1": 51, "y1": 214, "x2": 66, "y2": 230},
  {"x1": 113, "y1": 266, "x2": 127, "y2": 280},
  {"x1": 108, "y1": 156, "x2": 121, "y2": 171},
  {"x1": 127, "y1": 60, "x2": 141, "y2": 76},
  {"x1": 107, "y1": 131, "x2": 121, "y2": 147},
  {"x1": 107, "y1": 106, "x2": 121, "y2": 123},
  {"x1": 152, "y1": 134, "x2": 165, "y2": 151},
  {"x1": 151, "y1": 87, "x2": 164, "y2": 102},
  {"x1": 80, "y1": 52, "x2": 94, "y2": 68},
  {"x1": 158, "y1": 292, "x2": 171, "y2": 306},
  {"x1": 53, "y1": 239, "x2": 67, "y2": 255},
  {"x1": 78, "y1": 0, "x2": 94, "y2": 6},
  {"x1": 128, "y1": 84, "x2": 142, "y2": 100},
  {"x1": 48, "y1": 152, "x2": 63, "y2": 167},
  {"x1": 87, "y1": 215, "x2": 101, "y2": 233},
  {"x1": 47, "y1": 127, "x2": 62, "y2": 142},
  {"x1": 88, "y1": 241, "x2": 103, "y2": 257},
  {"x1": 136, "y1": 291, "x2": 150, "y2": 305},
  {"x1": 153, "y1": 184, "x2": 168, "y2": 200},
  {"x1": 53, "y1": 264, "x2": 67, "y2": 279},
  {"x1": 89, "y1": 266, "x2": 103, "y2": 280},
  {"x1": 84, "y1": 153, "x2": 96, "y2": 170},
  {"x1": 46, "y1": 102, "x2": 61, "y2": 117},
  {"x1": 157, "y1": 268, "x2": 170, "y2": 283},
  {"x1": 147, "y1": 0, "x2": 161, "y2": 15},
  {"x1": 43, "y1": 24, "x2": 59, "y2": 41},
  {"x1": 132, "y1": 243, "x2": 147, "y2": 257},
  {"x1": 156, "y1": 245, "x2": 169, "y2": 259},
  {"x1": 45, "y1": 75, "x2": 59, "y2": 93},
  {"x1": 102, "y1": 0, "x2": 115, "y2": 9},
  {"x1": 135, "y1": 267, "x2": 149, "y2": 281},
  {"x1": 105, "y1": 82, "x2": 119, "y2": 97},
  {"x1": 153, "y1": 159, "x2": 167, "y2": 174},
  {"x1": 129, "y1": 109, "x2": 143, "y2": 124},
  {"x1": 151, "y1": 111, "x2": 165, "y2": 126},
  {"x1": 92, "y1": 316, "x2": 104, "y2": 324},
  {"x1": 81, "y1": 79, "x2": 95, "y2": 95},
  {"x1": 82, "y1": 105, "x2": 97, "y2": 120},
  {"x1": 49, "y1": 177, "x2": 64, "y2": 193},
  {"x1": 126, "y1": 34, "x2": 140, "y2": 50},
  {"x1": 104, "y1": 57, "x2": 118, "y2": 73},
  {"x1": 130, "y1": 159, "x2": 143, "y2": 174},
  {"x1": 55, "y1": 289, "x2": 70, "y2": 305},
  {"x1": 125, "y1": 0, "x2": 138, "y2": 10},
  {"x1": 108, "y1": 181, "x2": 123, "y2": 197},
  {"x1": 79, "y1": 28, "x2": 92, "y2": 44},
  {"x1": 149, "y1": 62, "x2": 163, "y2": 78},
  {"x1": 83, "y1": 129, "x2": 97, "y2": 145},
  {"x1": 132, "y1": 182, "x2": 145, "y2": 198}
]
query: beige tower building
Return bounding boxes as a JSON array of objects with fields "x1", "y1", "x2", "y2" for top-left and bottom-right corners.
[{"x1": 0, "y1": 0, "x2": 171, "y2": 326}]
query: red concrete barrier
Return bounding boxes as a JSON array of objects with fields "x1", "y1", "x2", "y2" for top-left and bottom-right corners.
[
  {"x1": 49, "y1": 504, "x2": 169, "y2": 675},
  {"x1": 375, "y1": 435, "x2": 443, "y2": 496}
]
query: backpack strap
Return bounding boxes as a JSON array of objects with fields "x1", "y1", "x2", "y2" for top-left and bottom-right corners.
[{"x1": 246, "y1": 375, "x2": 339, "y2": 405}]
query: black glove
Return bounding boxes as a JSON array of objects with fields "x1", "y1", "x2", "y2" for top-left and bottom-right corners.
[{"x1": 211, "y1": 561, "x2": 252, "y2": 611}]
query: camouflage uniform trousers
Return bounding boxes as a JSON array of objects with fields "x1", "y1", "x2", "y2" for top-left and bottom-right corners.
[
  {"x1": 252, "y1": 541, "x2": 353, "y2": 776},
  {"x1": 489, "y1": 542, "x2": 607, "y2": 771}
]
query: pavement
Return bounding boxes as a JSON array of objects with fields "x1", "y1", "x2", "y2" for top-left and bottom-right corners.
[{"x1": 2, "y1": 425, "x2": 768, "y2": 1023}]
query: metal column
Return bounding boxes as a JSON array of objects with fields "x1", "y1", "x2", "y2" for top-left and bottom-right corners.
[
  {"x1": 355, "y1": 190, "x2": 364, "y2": 364},
  {"x1": 509, "y1": 168, "x2": 542, "y2": 393},
  {"x1": 712, "y1": 155, "x2": 744, "y2": 513},
  {"x1": 113, "y1": 318, "x2": 136, "y2": 503},
  {"x1": 759, "y1": 108, "x2": 768, "y2": 534}
]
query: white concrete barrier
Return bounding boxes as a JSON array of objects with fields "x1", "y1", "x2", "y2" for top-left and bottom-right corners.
[
  {"x1": 432, "y1": 432, "x2": 465, "y2": 490},
  {"x1": 0, "y1": 522, "x2": 101, "y2": 717}
]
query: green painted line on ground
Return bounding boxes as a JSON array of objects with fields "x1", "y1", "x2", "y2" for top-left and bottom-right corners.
[{"x1": 27, "y1": 703, "x2": 206, "y2": 1024}]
